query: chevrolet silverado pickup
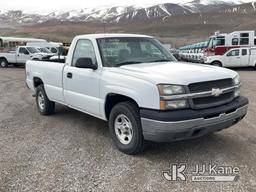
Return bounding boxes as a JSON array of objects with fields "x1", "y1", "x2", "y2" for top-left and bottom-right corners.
[
  {"x1": 26, "y1": 34, "x2": 249, "y2": 155},
  {"x1": 0, "y1": 46, "x2": 52, "y2": 68}
]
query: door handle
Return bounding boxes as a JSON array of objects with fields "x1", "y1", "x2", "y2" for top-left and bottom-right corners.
[{"x1": 67, "y1": 72, "x2": 73, "y2": 79}]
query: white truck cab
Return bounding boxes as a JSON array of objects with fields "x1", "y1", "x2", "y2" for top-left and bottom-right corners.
[
  {"x1": 26, "y1": 34, "x2": 249, "y2": 154},
  {"x1": 0, "y1": 46, "x2": 52, "y2": 68},
  {"x1": 204, "y1": 47, "x2": 256, "y2": 68}
]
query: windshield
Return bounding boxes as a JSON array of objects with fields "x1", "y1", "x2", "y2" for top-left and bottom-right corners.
[
  {"x1": 97, "y1": 37, "x2": 176, "y2": 67},
  {"x1": 27, "y1": 47, "x2": 40, "y2": 53},
  {"x1": 207, "y1": 37, "x2": 225, "y2": 48},
  {"x1": 39, "y1": 47, "x2": 51, "y2": 53}
]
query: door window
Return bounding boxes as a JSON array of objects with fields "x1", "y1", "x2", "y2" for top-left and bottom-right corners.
[
  {"x1": 242, "y1": 49, "x2": 247, "y2": 56},
  {"x1": 19, "y1": 48, "x2": 29, "y2": 55},
  {"x1": 227, "y1": 49, "x2": 239, "y2": 57},
  {"x1": 72, "y1": 39, "x2": 97, "y2": 66}
]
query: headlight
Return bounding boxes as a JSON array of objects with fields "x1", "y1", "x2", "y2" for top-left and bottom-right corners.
[
  {"x1": 233, "y1": 75, "x2": 240, "y2": 85},
  {"x1": 158, "y1": 84, "x2": 188, "y2": 110},
  {"x1": 160, "y1": 100, "x2": 188, "y2": 110},
  {"x1": 234, "y1": 89, "x2": 240, "y2": 98},
  {"x1": 157, "y1": 84, "x2": 185, "y2": 95},
  {"x1": 233, "y1": 75, "x2": 241, "y2": 98}
]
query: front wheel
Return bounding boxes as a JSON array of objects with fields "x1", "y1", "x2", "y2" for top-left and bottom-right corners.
[
  {"x1": 0, "y1": 59, "x2": 8, "y2": 68},
  {"x1": 109, "y1": 102, "x2": 145, "y2": 155},
  {"x1": 211, "y1": 61, "x2": 222, "y2": 67},
  {"x1": 36, "y1": 85, "x2": 55, "y2": 115}
]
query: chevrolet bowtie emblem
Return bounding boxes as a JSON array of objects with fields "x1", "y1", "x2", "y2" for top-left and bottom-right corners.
[{"x1": 211, "y1": 88, "x2": 223, "y2": 97}]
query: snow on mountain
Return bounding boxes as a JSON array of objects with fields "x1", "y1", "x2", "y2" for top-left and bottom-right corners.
[{"x1": 0, "y1": 0, "x2": 253, "y2": 26}]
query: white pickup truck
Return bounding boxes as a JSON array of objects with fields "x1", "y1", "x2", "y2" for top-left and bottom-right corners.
[
  {"x1": 0, "y1": 46, "x2": 52, "y2": 68},
  {"x1": 204, "y1": 47, "x2": 256, "y2": 68},
  {"x1": 26, "y1": 34, "x2": 249, "y2": 155}
]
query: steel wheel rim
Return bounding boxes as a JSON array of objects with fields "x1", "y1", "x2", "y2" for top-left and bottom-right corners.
[
  {"x1": 114, "y1": 114, "x2": 133, "y2": 145},
  {"x1": 0, "y1": 61, "x2": 6, "y2": 67},
  {"x1": 38, "y1": 92, "x2": 45, "y2": 111}
]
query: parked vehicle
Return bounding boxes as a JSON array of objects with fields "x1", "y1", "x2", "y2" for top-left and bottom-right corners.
[
  {"x1": 204, "y1": 47, "x2": 256, "y2": 69},
  {"x1": 0, "y1": 46, "x2": 53, "y2": 68},
  {"x1": 205, "y1": 30, "x2": 256, "y2": 56},
  {"x1": 26, "y1": 42, "x2": 63, "y2": 55},
  {"x1": 179, "y1": 41, "x2": 208, "y2": 63},
  {"x1": 26, "y1": 34, "x2": 249, "y2": 155},
  {"x1": 36, "y1": 47, "x2": 55, "y2": 57},
  {"x1": 0, "y1": 36, "x2": 46, "y2": 52}
]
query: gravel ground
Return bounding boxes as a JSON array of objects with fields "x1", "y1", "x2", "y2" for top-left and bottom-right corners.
[{"x1": 0, "y1": 67, "x2": 255, "y2": 192}]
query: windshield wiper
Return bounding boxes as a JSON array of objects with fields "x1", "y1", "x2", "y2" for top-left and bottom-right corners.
[
  {"x1": 150, "y1": 59, "x2": 172, "y2": 63},
  {"x1": 116, "y1": 61, "x2": 143, "y2": 67}
]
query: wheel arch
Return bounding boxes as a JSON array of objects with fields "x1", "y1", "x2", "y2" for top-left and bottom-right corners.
[
  {"x1": 33, "y1": 77, "x2": 44, "y2": 89},
  {"x1": 0, "y1": 56, "x2": 7, "y2": 60},
  {"x1": 104, "y1": 93, "x2": 139, "y2": 120},
  {"x1": 211, "y1": 60, "x2": 223, "y2": 66}
]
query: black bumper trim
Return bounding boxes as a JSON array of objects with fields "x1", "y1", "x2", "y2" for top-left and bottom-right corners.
[{"x1": 140, "y1": 96, "x2": 249, "y2": 122}]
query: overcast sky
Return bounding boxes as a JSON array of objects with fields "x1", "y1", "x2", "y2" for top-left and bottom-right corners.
[{"x1": 0, "y1": 0, "x2": 252, "y2": 14}]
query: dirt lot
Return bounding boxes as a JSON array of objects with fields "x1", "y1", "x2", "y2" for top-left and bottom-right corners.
[{"x1": 0, "y1": 67, "x2": 255, "y2": 192}]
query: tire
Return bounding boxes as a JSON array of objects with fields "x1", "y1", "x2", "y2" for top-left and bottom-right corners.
[
  {"x1": 108, "y1": 101, "x2": 145, "y2": 155},
  {"x1": 36, "y1": 85, "x2": 55, "y2": 115},
  {"x1": 0, "y1": 58, "x2": 8, "y2": 68},
  {"x1": 211, "y1": 61, "x2": 222, "y2": 67}
]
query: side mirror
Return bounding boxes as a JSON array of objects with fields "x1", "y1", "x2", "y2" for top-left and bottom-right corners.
[{"x1": 75, "y1": 57, "x2": 97, "y2": 70}]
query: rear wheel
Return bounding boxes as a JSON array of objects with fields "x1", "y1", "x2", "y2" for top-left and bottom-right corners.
[
  {"x1": 36, "y1": 85, "x2": 55, "y2": 115},
  {"x1": 212, "y1": 61, "x2": 222, "y2": 67},
  {"x1": 108, "y1": 101, "x2": 145, "y2": 155},
  {"x1": 0, "y1": 59, "x2": 8, "y2": 68}
]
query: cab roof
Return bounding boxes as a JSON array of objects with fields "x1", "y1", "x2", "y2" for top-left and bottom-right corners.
[{"x1": 75, "y1": 33, "x2": 153, "y2": 39}]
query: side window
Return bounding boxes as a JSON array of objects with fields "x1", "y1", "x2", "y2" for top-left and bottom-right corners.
[
  {"x1": 19, "y1": 48, "x2": 29, "y2": 54},
  {"x1": 227, "y1": 49, "x2": 239, "y2": 57},
  {"x1": 232, "y1": 38, "x2": 239, "y2": 45},
  {"x1": 72, "y1": 39, "x2": 96, "y2": 66},
  {"x1": 242, "y1": 49, "x2": 247, "y2": 56},
  {"x1": 240, "y1": 33, "x2": 249, "y2": 45}
]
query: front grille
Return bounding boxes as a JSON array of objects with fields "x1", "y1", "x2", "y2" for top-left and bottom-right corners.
[
  {"x1": 188, "y1": 79, "x2": 235, "y2": 109},
  {"x1": 188, "y1": 78, "x2": 233, "y2": 93},
  {"x1": 192, "y1": 92, "x2": 234, "y2": 106}
]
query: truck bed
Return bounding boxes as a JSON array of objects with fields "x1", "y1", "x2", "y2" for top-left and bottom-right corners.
[{"x1": 26, "y1": 60, "x2": 66, "y2": 103}]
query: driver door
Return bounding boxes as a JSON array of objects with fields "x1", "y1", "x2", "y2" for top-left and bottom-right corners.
[
  {"x1": 63, "y1": 39, "x2": 101, "y2": 116},
  {"x1": 225, "y1": 49, "x2": 241, "y2": 67},
  {"x1": 17, "y1": 48, "x2": 31, "y2": 64}
]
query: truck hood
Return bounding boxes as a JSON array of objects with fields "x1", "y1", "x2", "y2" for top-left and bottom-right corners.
[{"x1": 108, "y1": 62, "x2": 237, "y2": 85}]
